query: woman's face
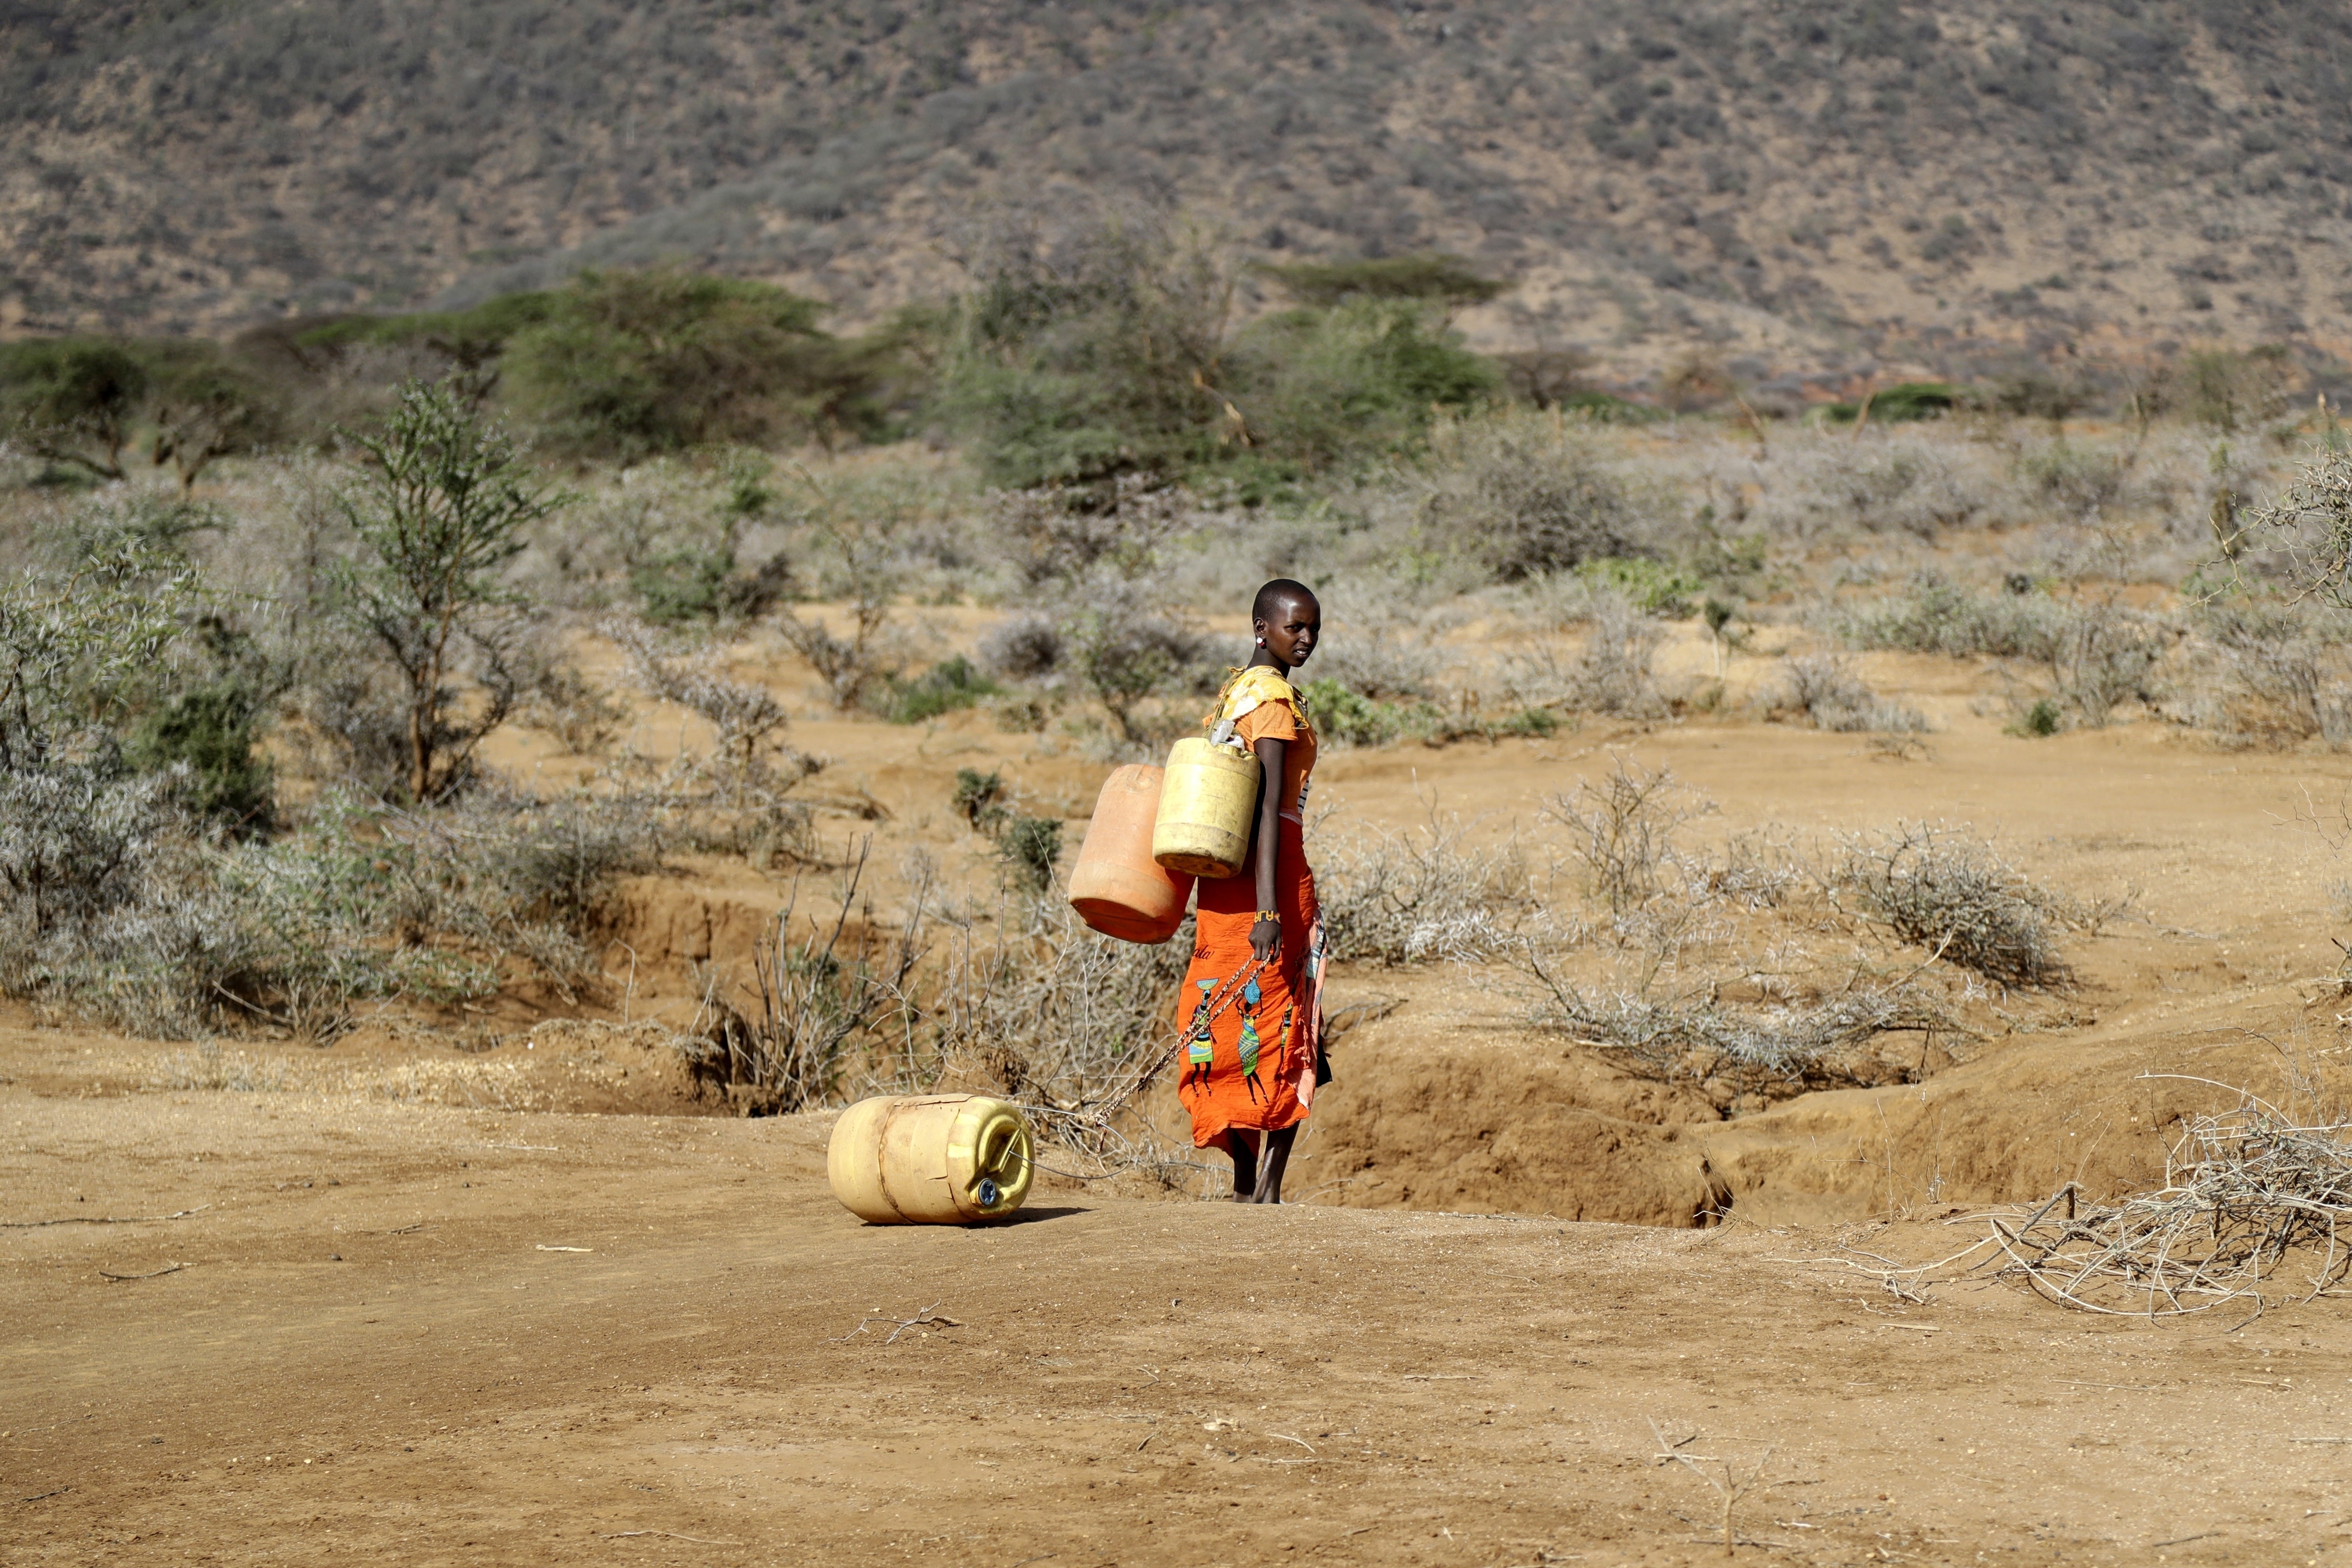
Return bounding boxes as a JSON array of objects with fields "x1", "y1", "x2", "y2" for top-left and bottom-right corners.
[{"x1": 1257, "y1": 595, "x2": 1321, "y2": 668}]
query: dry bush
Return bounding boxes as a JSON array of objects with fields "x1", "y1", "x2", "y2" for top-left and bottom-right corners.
[
  {"x1": 991, "y1": 475, "x2": 1189, "y2": 588},
  {"x1": 1520, "y1": 978, "x2": 1954, "y2": 1105},
  {"x1": 922, "y1": 898, "x2": 1193, "y2": 1164},
  {"x1": 2233, "y1": 443, "x2": 2352, "y2": 608},
  {"x1": 977, "y1": 612, "x2": 1065, "y2": 681},
  {"x1": 1839, "y1": 580, "x2": 2162, "y2": 729},
  {"x1": 1063, "y1": 594, "x2": 1212, "y2": 747},
  {"x1": 2165, "y1": 604, "x2": 2352, "y2": 747},
  {"x1": 1764, "y1": 652, "x2": 1927, "y2": 733},
  {"x1": 1309, "y1": 572, "x2": 1467, "y2": 701},
  {"x1": 1831, "y1": 822, "x2": 2068, "y2": 988},
  {"x1": 1746, "y1": 429, "x2": 2004, "y2": 542},
  {"x1": 778, "y1": 596, "x2": 897, "y2": 711},
  {"x1": 692, "y1": 851, "x2": 1196, "y2": 1172},
  {"x1": 1501, "y1": 588, "x2": 1668, "y2": 718},
  {"x1": 2010, "y1": 436, "x2": 2142, "y2": 521},
  {"x1": 1543, "y1": 758, "x2": 1704, "y2": 915},
  {"x1": 2045, "y1": 597, "x2": 2166, "y2": 728},
  {"x1": 514, "y1": 662, "x2": 629, "y2": 755},
  {"x1": 1834, "y1": 574, "x2": 2065, "y2": 659},
  {"x1": 980, "y1": 478, "x2": 1208, "y2": 747},
  {"x1": 6, "y1": 782, "x2": 671, "y2": 1041},
  {"x1": 1418, "y1": 406, "x2": 1653, "y2": 579},
  {"x1": 609, "y1": 618, "x2": 817, "y2": 793},
  {"x1": 1314, "y1": 811, "x2": 1535, "y2": 965},
  {"x1": 704, "y1": 844, "x2": 928, "y2": 1113}
]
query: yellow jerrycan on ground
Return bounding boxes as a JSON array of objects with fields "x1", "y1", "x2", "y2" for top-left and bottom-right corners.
[
  {"x1": 1068, "y1": 764, "x2": 1196, "y2": 943},
  {"x1": 827, "y1": 1094, "x2": 1034, "y2": 1224},
  {"x1": 1152, "y1": 736, "x2": 1261, "y2": 880}
]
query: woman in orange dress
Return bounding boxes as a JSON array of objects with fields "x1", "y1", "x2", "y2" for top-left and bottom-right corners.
[{"x1": 1176, "y1": 578, "x2": 1328, "y2": 1203}]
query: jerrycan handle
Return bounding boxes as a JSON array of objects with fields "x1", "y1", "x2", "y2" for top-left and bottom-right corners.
[
  {"x1": 972, "y1": 1119, "x2": 1026, "y2": 1197},
  {"x1": 1209, "y1": 717, "x2": 1239, "y2": 749}
]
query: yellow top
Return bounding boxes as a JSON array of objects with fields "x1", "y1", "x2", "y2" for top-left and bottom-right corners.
[{"x1": 1206, "y1": 666, "x2": 1317, "y2": 821}]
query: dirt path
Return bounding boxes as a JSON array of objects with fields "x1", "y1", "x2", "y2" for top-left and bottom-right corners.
[{"x1": 6, "y1": 1081, "x2": 2348, "y2": 1567}]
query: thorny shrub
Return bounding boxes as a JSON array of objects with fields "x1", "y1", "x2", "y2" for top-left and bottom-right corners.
[
  {"x1": 1764, "y1": 653, "x2": 1927, "y2": 734},
  {"x1": 1831, "y1": 822, "x2": 2069, "y2": 988},
  {"x1": 1501, "y1": 587, "x2": 1669, "y2": 719},
  {"x1": 1418, "y1": 406, "x2": 1652, "y2": 580},
  {"x1": 1520, "y1": 980, "x2": 1956, "y2": 1109},
  {"x1": 1314, "y1": 810, "x2": 1535, "y2": 965}
]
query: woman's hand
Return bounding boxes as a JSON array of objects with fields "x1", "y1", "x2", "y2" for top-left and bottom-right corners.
[{"x1": 1250, "y1": 914, "x2": 1283, "y2": 965}]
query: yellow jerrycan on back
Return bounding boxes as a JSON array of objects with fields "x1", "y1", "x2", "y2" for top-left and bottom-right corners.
[
  {"x1": 1152, "y1": 737, "x2": 1261, "y2": 879},
  {"x1": 827, "y1": 1094, "x2": 1034, "y2": 1224}
]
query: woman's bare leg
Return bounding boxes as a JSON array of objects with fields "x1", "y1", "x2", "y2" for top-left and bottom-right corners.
[
  {"x1": 1225, "y1": 1130, "x2": 1259, "y2": 1201},
  {"x1": 1250, "y1": 1126, "x2": 1298, "y2": 1203}
]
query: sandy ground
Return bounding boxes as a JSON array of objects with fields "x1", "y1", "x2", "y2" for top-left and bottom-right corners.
[
  {"x1": 5, "y1": 1084, "x2": 2351, "y2": 1567},
  {"x1": 11, "y1": 625, "x2": 2352, "y2": 1564}
]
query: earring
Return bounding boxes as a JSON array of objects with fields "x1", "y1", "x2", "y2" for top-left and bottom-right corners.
[{"x1": 1257, "y1": 637, "x2": 1267, "y2": 646}]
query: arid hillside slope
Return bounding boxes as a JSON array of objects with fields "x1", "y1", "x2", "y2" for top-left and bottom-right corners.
[{"x1": 7, "y1": 0, "x2": 2352, "y2": 382}]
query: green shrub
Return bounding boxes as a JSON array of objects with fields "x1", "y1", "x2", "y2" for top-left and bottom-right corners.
[
  {"x1": 998, "y1": 816, "x2": 1063, "y2": 891},
  {"x1": 1818, "y1": 382, "x2": 1965, "y2": 424},
  {"x1": 142, "y1": 340, "x2": 289, "y2": 489},
  {"x1": 294, "y1": 290, "x2": 562, "y2": 363},
  {"x1": 123, "y1": 682, "x2": 275, "y2": 835},
  {"x1": 1835, "y1": 576, "x2": 2064, "y2": 659},
  {"x1": 333, "y1": 379, "x2": 570, "y2": 802},
  {"x1": 1557, "y1": 390, "x2": 1661, "y2": 423},
  {"x1": 882, "y1": 656, "x2": 1002, "y2": 724},
  {"x1": 2011, "y1": 697, "x2": 2064, "y2": 737},
  {"x1": 1577, "y1": 556, "x2": 1705, "y2": 616},
  {"x1": 1230, "y1": 299, "x2": 1500, "y2": 472},
  {"x1": 953, "y1": 768, "x2": 1008, "y2": 833},
  {"x1": 934, "y1": 210, "x2": 1498, "y2": 487},
  {"x1": 1298, "y1": 677, "x2": 1435, "y2": 747},
  {"x1": 630, "y1": 547, "x2": 738, "y2": 625},
  {"x1": 1492, "y1": 707, "x2": 1563, "y2": 739},
  {"x1": 504, "y1": 269, "x2": 886, "y2": 459}
]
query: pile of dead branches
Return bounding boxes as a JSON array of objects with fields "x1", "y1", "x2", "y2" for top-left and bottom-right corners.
[{"x1": 1985, "y1": 1103, "x2": 2352, "y2": 1321}]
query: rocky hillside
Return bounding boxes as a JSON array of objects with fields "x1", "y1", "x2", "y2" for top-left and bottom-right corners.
[{"x1": 6, "y1": 0, "x2": 2350, "y2": 386}]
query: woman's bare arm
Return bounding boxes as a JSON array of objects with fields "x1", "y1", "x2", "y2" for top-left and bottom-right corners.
[{"x1": 1250, "y1": 734, "x2": 1286, "y2": 963}]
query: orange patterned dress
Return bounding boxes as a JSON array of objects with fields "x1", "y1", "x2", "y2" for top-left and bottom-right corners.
[{"x1": 1174, "y1": 668, "x2": 1329, "y2": 1149}]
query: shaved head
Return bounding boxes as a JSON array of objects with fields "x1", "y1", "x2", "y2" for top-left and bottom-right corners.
[{"x1": 1252, "y1": 578, "x2": 1318, "y2": 625}]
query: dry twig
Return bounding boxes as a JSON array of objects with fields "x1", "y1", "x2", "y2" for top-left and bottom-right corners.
[
  {"x1": 2, "y1": 1206, "x2": 207, "y2": 1229},
  {"x1": 831, "y1": 1301, "x2": 963, "y2": 1345},
  {"x1": 1649, "y1": 1417, "x2": 1774, "y2": 1557}
]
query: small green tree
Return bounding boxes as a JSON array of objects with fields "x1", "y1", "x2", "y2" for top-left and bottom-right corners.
[
  {"x1": 0, "y1": 338, "x2": 150, "y2": 480},
  {"x1": 146, "y1": 343, "x2": 288, "y2": 490},
  {"x1": 335, "y1": 380, "x2": 569, "y2": 802},
  {"x1": 503, "y1": 269, "x2": 883, "y2": 459},
  {"x1": 1256, "y1": 252, "x2": 1508, "y2": 312}
]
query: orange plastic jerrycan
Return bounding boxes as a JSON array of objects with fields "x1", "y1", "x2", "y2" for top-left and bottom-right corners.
[{"x1": 1067, "y1": 764, "x2": 1196, "y2": 943}]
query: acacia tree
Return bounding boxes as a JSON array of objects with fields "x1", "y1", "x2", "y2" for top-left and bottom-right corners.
[
  {"x1": 335, "y1": 380, "x2": 568, "y2": 802},
  {"x1": 0, "y1": 338, "x2": 149, "y2": 480},
  {"x1": 2234, "y1": 446, "x2": 2352, "y2": 610}
]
